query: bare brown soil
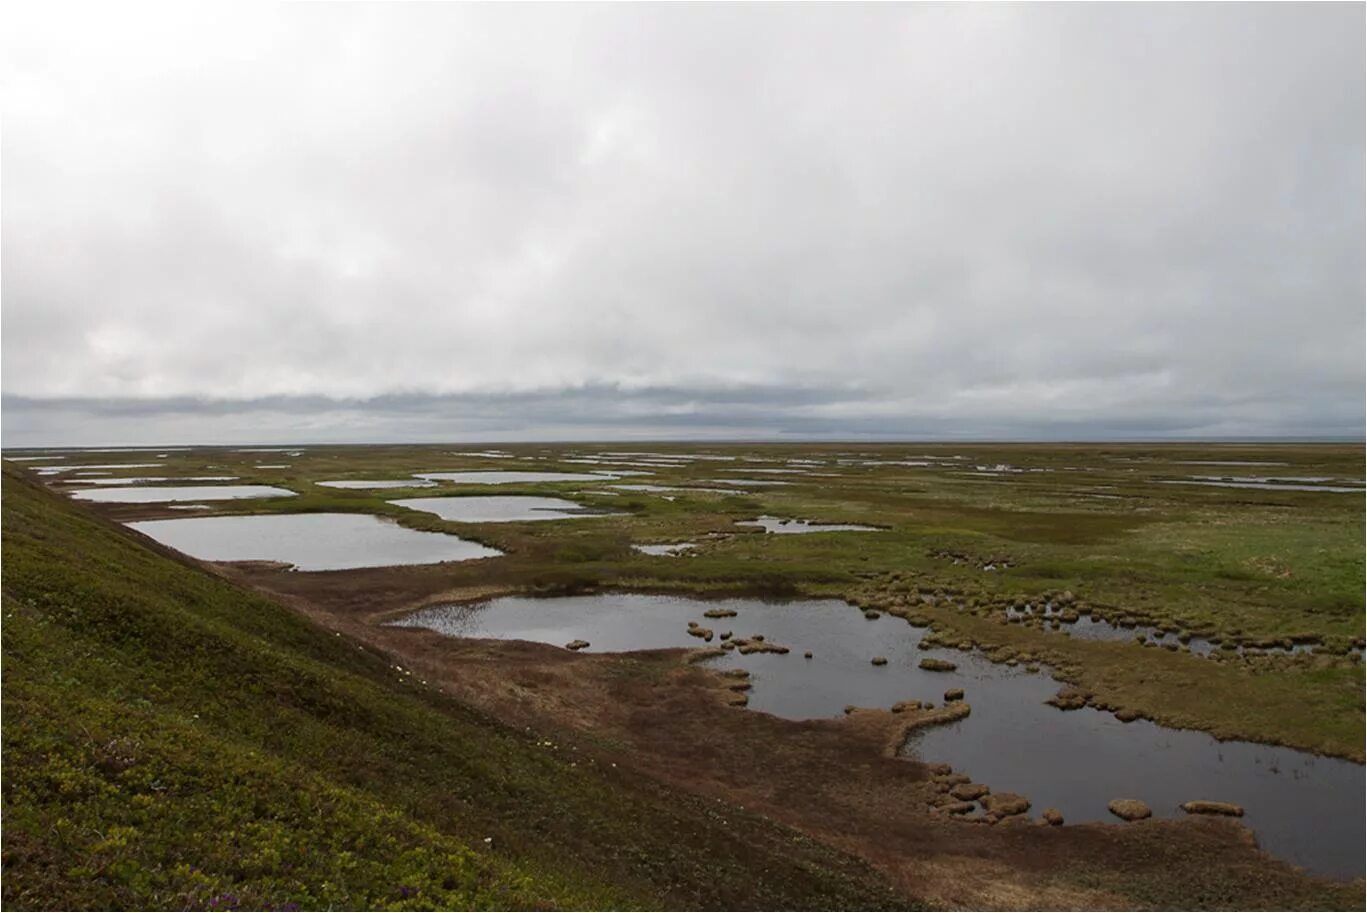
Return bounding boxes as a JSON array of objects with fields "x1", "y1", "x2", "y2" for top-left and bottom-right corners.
[{"x1": 204, "y1": 559, "x2": 1364, "y2": 910}]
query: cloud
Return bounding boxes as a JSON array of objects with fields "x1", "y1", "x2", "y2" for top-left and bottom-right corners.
[{"x1": 2, "y1": 3, "x2": 1362, "y2": 444}]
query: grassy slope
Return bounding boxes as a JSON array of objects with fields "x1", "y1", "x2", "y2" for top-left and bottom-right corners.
[{"x1": 0, "y1": 467, "x2": 903, "y2": 911}]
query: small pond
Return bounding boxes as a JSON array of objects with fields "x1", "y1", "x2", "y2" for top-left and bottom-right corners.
[
  {"x1": 736, "y1": 516, "x2": 882, "y2": 534},
  {"x1": 1158, "y1": 480, "x2": 1364, "y2": 494},
  {"x1": 128, "y1": 513, "x2": 501, "y2": 570},
  {"x1": 72, "y1": 485, "x2": 297, "y2": 503},
  {"x1": 389, "y1": 495, "x2": 619, "y2": 523},
  {"x1": 390, "y1": 593, "x2": 1363, "y2": 880},
  {"x1": 632, "y1": 543, "x2": 698, "y2": 556},
  {"x1": 316, "y1": 479, "x2": 438, "y2": 489},
  {"x1": 1174, "y1": 460, "x2": 1290, "y2": 467},
  {"x1": 613, "y1": 484, "x2": 743, "y2": 495}
]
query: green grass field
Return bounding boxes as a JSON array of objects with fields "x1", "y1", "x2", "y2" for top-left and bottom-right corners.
[
  {"x1": 1, "y1": 466, "x2": 903, "y2": 910},
  {"x1": 4, "y1": 441, "x2": 1363, "y2": 907},
  {"x1": 41, "y1": 441, "x2": 1358, "y2": 752}
]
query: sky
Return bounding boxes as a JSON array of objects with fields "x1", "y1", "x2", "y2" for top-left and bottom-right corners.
[{"x1": 2, "y1": 3, "x2": 1363, "y2": 446}]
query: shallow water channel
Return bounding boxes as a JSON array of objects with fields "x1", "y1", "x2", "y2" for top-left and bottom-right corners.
[
  {"x1": 391, "y1": 593, "x2": 1364, "y2": 879},
  {"x1": 129, "y1": 513, "x2": 501, "y2": 570}
]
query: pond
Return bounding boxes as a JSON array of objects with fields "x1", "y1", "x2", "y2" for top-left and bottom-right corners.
[
  {"x1": 390, "y1": 592, "x2": 1364, "y2": 880},
  {"x1": 612, "y1": 484, "x2": 744, "y2": 495},
  {"x1": 632, "y1": 543, "x2": 698, "y2": 556},
  {"x1": 76, "y1": 476, "x2": 238, "y2": 485},
  {"x1": 736, "y1": 516, "x2": 882, "y2": 534},
  {"x1": 71, "y1": 485, "x2": 297, "y2": 503},
  {"x1": 37, "y1": 463, "x2": 165, "y2": 475},
  {"x1": 389, "y1": 495, "x2": 620, "y2": 522},
  {"x1": 1158, "y1": 480, "x2": 1364, "y2": 493},
  {"x1": 1001, "y1": 604, "x2": 1341, "y2": 656},
  {"x1": 316, "y1": 479, "x2": 438, "y2": 489},
  {"x1": 127, "y1": 513, "x2": 501, "y2": 570},
  {"x1": 415, "y1": 471, "x2": 618, "y2": 484}
]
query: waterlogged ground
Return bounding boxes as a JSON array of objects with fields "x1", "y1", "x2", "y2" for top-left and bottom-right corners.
[
  {"x1": 6, "y1": 440, "x2": 1365, "y2": 895},
  {"x1": 393, "y1": 592, "x2": 1364, "y2": 879}
]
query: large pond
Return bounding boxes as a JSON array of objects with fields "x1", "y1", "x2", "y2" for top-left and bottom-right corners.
[
  {"x1": 390, "y1": 593, "x2": 1363, "y2": 880},
  {"x1": 389, "y1": 495, "x2": 619, "y2": 522},
  {"x1": 71, "y1": 485, "x2": 297, "y2": 503},
  {"x1": 414, "y1": 471, "x2": 618, "y2": 484},
  {"x1": 128, "y1": 513, "x2": 501, "y2": 570},
  {"x1": 37, "y1": 463, "x2": 165, "y2": 475},
  {"x1": 76, "y1": 476, "x2": 238, "y2": 485},
  {"x1": 316, "y1": 479, "x2": 438, "y2": 489}
]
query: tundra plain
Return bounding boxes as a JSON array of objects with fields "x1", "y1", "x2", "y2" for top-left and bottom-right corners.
[{"x1": 3, "y1": 441, "x2": 1364, "y2": 909}]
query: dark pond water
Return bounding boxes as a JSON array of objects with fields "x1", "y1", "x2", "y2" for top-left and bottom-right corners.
[
  {"x1": 1005, "y1": 605, "x2": 1360, "y2": 659},
  {"x1": 128, "y1": 513, "x2": 501, "y2": 570},
  {"x1": 71, "y1": 485, "x2": 296, "y2": 503},
  {"x1": 389, "y1": 495, "x2": 618, "y2": 522},
  {"x1": 391, "y1": 593, "x2": 1364, "y2": 880},
  {"x1": 736, "y1": 516, "x2": 882, "y2": 534},
  {"x1": 909, "y1": 698, "x2": 1363, "y2": 880}
]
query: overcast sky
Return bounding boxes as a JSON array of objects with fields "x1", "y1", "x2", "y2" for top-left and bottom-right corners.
[{"x1": 2, "y1": 3, "x2": 1363, "y2": 446}]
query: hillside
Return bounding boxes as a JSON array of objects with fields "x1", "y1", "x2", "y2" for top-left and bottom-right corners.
[{"x1": 0, "y1": 466, "x2": 902, "y2": 910}]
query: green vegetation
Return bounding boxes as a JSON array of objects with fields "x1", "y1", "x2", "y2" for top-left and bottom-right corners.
[
  {"x1": 1, "y1": 467, "x2": 902, "y2": 910},
  {"x1": 65, "y1": 440, "x2": 1360, "y2": 755},
  {"x1": 5, "y1": 441, "x2": 1363, "y2": 906}
]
